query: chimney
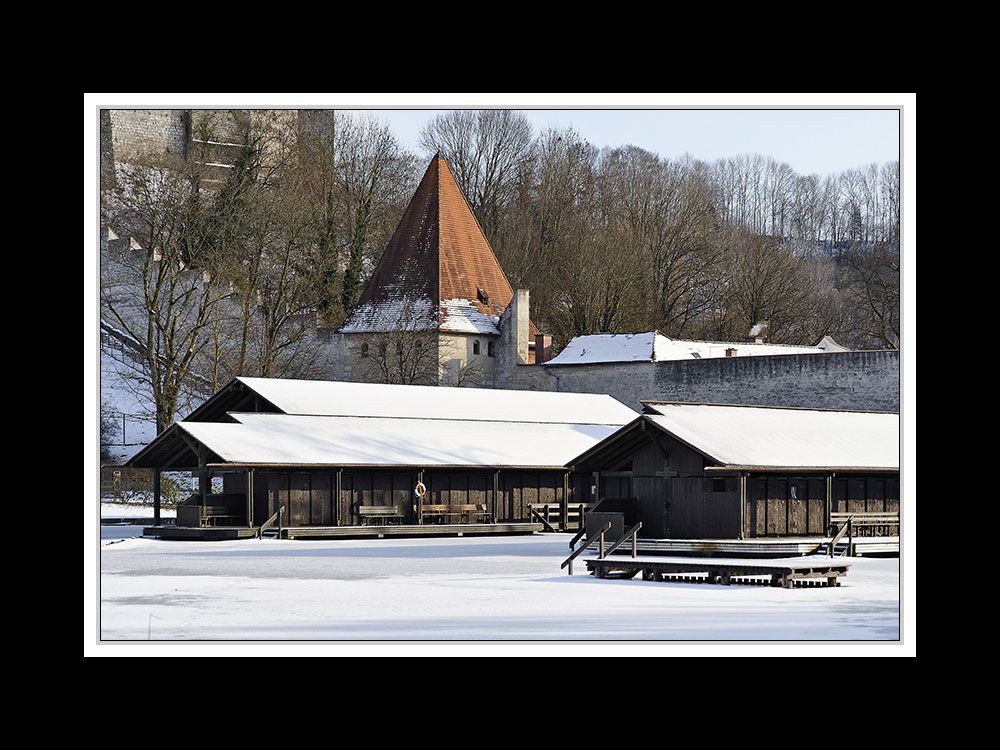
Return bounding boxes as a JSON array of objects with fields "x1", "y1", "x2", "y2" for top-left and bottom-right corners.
[
  {"x1": 535, "y1": 334, "x2": 552, "y2": 364},
  {"x1": 498, "y1": 289, "x2": 531, "y2": 366},
  {"x1": 748, "y1": 321, "x2": 768, "y2": 344},
  {"x1": 514, "y1": 289, "x2": 529, "y2": 364}
]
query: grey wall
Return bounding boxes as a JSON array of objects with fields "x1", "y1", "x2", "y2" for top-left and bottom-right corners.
[{"x1": 497, "y1": 350, "x2": 900, "y2": 413}]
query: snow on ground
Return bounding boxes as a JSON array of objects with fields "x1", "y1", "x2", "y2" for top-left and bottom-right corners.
[
  {"x1": 100, "y1": 502, "x2": 175, "y2": 518},
  {"x1": 93, "y1": 517, "x2": 905, "y2": 652}
]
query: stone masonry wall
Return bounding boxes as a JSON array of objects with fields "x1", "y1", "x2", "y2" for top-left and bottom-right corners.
[
  {"x1": 107, "y1": 110, "x2": 189, "y2": 164},
  {"x1": 649, "y1": 350, "x2": 899, "y2": 412},
  {"x1": 495, "y1": 350, "x2": 900, "y2": 413}
]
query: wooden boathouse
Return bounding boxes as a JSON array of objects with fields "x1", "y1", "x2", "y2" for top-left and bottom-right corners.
[
  {"x1": 127, "y1": 377, "x2": 638, "y2": 539},
  {"x1": 567, "y1": 402, "x2": 900, "y2": 544}
]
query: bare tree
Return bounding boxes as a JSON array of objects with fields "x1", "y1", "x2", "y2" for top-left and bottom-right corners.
[
  {"x1": 419, "y1": 109, "x2": 533, "y2": 241},
  {"x1": 101, "y1": 156, "x2": 227, "y2": 433},
  {"x1": 297, "y1": 113, "x2": 418, "y2": 322},
  {"x1": 842, "y1": 242, "x2": 901, "y2": 349},
  {"x1": 600, "y1": 147, "x2": 720, "y2": 336},
  {"x1": 706, "y1": 227, "x2": 813, "y2": 343}
]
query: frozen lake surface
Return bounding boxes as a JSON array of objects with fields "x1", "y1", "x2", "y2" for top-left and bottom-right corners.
[{"x1": 92, "y1": 522, "x2": 906, "y2": 653}]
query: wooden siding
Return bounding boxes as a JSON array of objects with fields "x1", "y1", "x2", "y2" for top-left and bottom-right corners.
[
  {"x1": 213, "y1": 468, "x2": 591, "y2": 527},
  {"x1": 667, "y1": 475, "x2": 740, "y2": 539},
  {"x1": 746, "y1": 475, "x2": 826, "y2": 538},
  {"x1": 580, "y1": 423, "x2": 900, "y2": 541},
  {"x1": 832, "y1": 475, "x2": 899, "y2": 515}
]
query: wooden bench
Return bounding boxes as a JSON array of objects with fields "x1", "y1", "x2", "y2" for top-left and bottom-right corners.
[
  {"x1": 358, "y1": 505, "x2": 405, "y2": 525},
  {"x1": 201, "y1": 504, "x2": 240, "y2": 527},
  {"x1": 421, "y1": 504, "x2": 493, "y2": 524},
  {"x1": 829, "y1": 511, "x2": 899, "y2": 537},
  {"x1": 529, "y1": 503, "x2": 592, "y2": 532}
]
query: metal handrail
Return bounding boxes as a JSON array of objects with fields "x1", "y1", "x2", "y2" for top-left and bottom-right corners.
[
  {"x1": 257, "y1": 505, "x2": 285, "y2": 539},
  {"x1": 561, "y1": 521, "x2": 612, "y2": 575}
]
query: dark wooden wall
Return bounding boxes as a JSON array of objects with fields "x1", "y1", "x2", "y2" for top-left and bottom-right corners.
[
  {"x1": 226, "y1": 468, "x2": 590, "y2": 526},
  {"x1": 832, "y1": 475, "x2": 899, "y2": 515},
  {"x1": 745, "y1": 473, "x2": 898, "y2": 538},
  {"x1": 585, "y1": 428, "x2": 901, "y2": 540},
  {"x1": 598, "y1": 434, "x2": 720, "y2": 539},
  {"x1": 667, "y1": 474, "x2": 741, "y2": 539},
  {"x1": 746, "y1": 475, "x2": 827, "y2": 538}
]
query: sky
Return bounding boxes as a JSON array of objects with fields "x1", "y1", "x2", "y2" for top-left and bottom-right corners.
[
  {"x1": 90, "y1": 93, "x2": 908, "y2": 178},
  {"x1": 368, "y1": 105, "x2": 901, "y2": 177}
]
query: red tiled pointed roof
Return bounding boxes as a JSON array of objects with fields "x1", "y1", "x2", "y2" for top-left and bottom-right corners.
[{"x1": 338, "y1": 155, "x2": 537, "y2": 336}]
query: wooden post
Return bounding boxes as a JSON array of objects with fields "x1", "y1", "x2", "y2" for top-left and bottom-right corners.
[
  {"x1": 826, "y1": 473, "x2": 833, "y2": 533},
  {"x1": 153, "y1": 468, "x2": 161, "y2": 527},
  {"x1": 562, "y1": 472, "x2": 569, "y2": 531},
  {"x1": 198, "y1": 448, "x2": 207, "y2": 507},
  {"x1": 417, "y1": 469, "x2": 425, "y2": 524},
  {"x1": 246, "y1": 468, "x2": 254, "y2": 528},
  {"x1": 335, "y1": 468, "x2": 342, "y2": 527},
  {"x1": 493, "y1": 470, "x2": 499, "y2": 524}
]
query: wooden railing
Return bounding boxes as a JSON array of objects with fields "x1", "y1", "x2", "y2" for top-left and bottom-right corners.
[
  {"x1": 528, "y1": 503, "x2": 592, "y2": 532},
  {"x1": 257, "y1": 505, "x2": 285, "y2": 539},
  {"x1": 562, "y1": 521, "x2": 612, "y2": 576},
  {"x1": 602, "y1": 522, "x2": 642, "y2": 559},
  {"x1": 827, "y1": 511, "x2": 900, "y2": 556},
  {"x1": 827, "y1": 516, "x2": 853, "y2": 557}
]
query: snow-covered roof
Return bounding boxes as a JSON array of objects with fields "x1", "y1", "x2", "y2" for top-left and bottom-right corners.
[
  {"x1": 336, "y1": 294, "x2": 438, "y2": 333},
  {"x1": 235, "y1": 377, "x2": 638, "y2": 426},
  {"x1": 545, "y1": 331, "x2": 842, "y2": 366},
  {"x1": 181, "y1": 413, "x2": 621, "y2": 468},
  {"x1": 643, "y1": 403, "x2": 899, "y2": 470},
  {"x1": 439, "y1": 298, "x2": 501, "y2": 334}
]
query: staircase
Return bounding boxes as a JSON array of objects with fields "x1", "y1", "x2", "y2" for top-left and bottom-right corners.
[{"x1": 814, "y1": 540, "x2": 851, "y2": 556}]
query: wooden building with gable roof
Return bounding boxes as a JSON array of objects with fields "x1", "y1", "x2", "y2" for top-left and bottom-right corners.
[
  {"x1": 127, "y1": 377, "x2": 637, "y2": 537},
  {"x1": 568, "y1": 402, "x2": 900, "y2": 541}
]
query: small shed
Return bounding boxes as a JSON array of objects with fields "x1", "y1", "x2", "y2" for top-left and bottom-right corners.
[
  {"x1": 127, "y1": 377, "x2": 638, "y2": 531},
  {"x1": 567, "y1": 402, "x2": 900, "y2": 540}
]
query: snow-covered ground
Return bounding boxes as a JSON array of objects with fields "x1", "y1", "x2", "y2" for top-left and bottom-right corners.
[
  {"x1": 91, "y1": 515, "x2": 909, "y2": 654},
  {"x1": 99, "y1": 502, "x2": 176, "y2": 518}
]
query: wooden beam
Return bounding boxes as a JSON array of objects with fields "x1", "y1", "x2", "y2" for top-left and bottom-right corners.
[
  {"x1": 562, "y1": 471, "x2": 569, "y2": 530},
  {"x1": 247, "y1": 468, "x2": 254, "y2": 527},
  {"x1": 493, "y1": 470, "x2": 499, "y2": 525},
  {"x1": 153, "y1": 468, "x2": 161, "y2": 526},
  {"x1": 335, "y1": 468, "x2": 342, "y2": 527},
  {"x1": 417, "y1": 469, "x2": 425, "y2": 524}
]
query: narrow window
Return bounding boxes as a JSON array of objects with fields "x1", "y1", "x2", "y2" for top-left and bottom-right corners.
[
  {"x1": 487, "y1": 340, "x2": 495, "y2": 357},
  {"x1": 473, "y1": 340, "x2": 480, "y2": 355},
  {"x1": 360, "y1": 342, "x2": 369, "y2": 358}
]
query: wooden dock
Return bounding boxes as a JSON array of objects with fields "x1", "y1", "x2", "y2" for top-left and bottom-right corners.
[
  {"x1": 143, "y1": 522, "x2": 542, "y2": 541},
  {"x1": 585, "y1": 536, "x2": 898, "y2": 558},
  {"x1": 585, "y1": 557, "x2": 851, "y2": 588}
]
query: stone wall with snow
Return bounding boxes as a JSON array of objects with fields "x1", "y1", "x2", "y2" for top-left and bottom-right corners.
[{"x1": 495, "y1": 349, "x2": 899, "y2": 413}]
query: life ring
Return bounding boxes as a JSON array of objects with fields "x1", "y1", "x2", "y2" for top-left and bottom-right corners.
[{"x1": 414, "y1": 482, "x2": 427, "y2": 499}]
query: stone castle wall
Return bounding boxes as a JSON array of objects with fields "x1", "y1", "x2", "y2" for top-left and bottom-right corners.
[{"x1": 496, "y1": 350, "x2": 900, "y2": 413}]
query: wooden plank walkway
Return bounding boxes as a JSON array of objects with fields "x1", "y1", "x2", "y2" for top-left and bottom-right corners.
[
  {"x1": 143, "y1": 522, "x2": 542, "y2": 541},
  {"x1": 586, "y1": 536, "x2": 898, "y2": 558},
  {"x1": 585, "y1": 557, "x2": 850, "y2": 588}
]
